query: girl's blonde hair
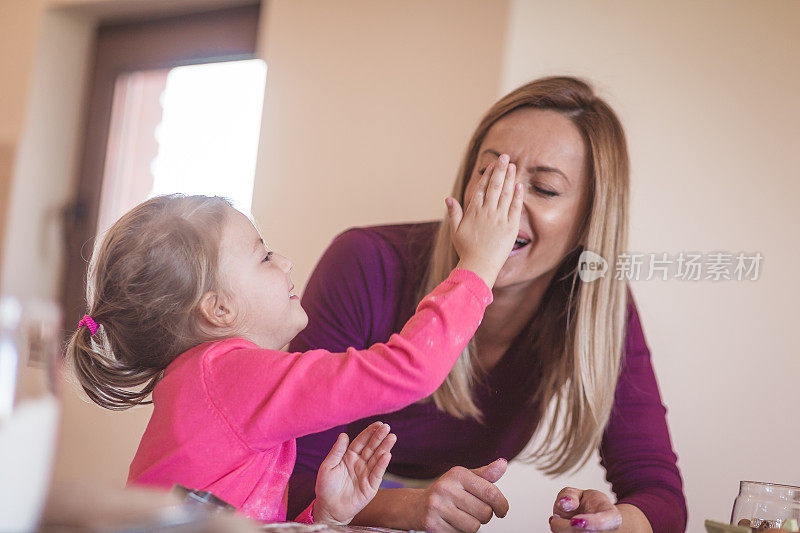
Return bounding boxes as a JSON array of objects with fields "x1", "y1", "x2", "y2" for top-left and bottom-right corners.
[
  {"x1": 419, "y1": 76, "x2": 629, "y2": 475},
  {"x1": 65, "y1": 194, "x2": 233, "y2": 410}
]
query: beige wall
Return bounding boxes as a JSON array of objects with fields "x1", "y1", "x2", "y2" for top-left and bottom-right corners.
[
  {"x1": 0, "y1": 1, "x2": 46, "y2": 144},
  {"x1": 255, "y1": 0, "x2": 509, "y2": 290},
  {"x1": 490, "y1": 1, "x2": 800, "y2": 532},
  {"x1": 0, "y1": 0, "x2": 47, "y2": 266},
  {"x1": 3, "y1": 1, "x2": 799, "y2": 531}
]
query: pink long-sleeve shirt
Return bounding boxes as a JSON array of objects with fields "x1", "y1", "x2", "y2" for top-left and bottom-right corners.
[{"x1": 127, "y1": 268, "x2": 492, "y2": 522}]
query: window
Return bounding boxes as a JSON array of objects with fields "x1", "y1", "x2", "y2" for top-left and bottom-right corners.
[{"x1": 62, "y1": 4, "x2": 262, "y2": 329}]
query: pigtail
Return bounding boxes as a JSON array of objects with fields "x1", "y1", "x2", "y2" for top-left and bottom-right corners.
[
  {"x1": 65, "y1": 317, "x2": 159, "y2": 410},
  {"x1": 65, "y1": 194, "x2": 232, "y2": 411}
]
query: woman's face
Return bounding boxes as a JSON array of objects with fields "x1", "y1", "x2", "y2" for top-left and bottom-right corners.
[{"x1": 465, "y1": 108, "x2": 590, "y2": 290}]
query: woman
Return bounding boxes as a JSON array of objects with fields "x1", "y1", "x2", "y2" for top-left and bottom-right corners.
[{"x1": 287, "y1": 77, "x2": 686, "y2": 532}]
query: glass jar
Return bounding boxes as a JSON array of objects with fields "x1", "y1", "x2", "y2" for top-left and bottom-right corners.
[{"x1": 731, "y1": 480, "x2": 800, "y2": 530}]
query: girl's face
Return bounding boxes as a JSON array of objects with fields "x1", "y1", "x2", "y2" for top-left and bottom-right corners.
[
  {"x1": 217, "y1": 210, "x2": 308, "y2": 349},
  {"x1": 465, "y1": 108, "x2": 590, "y2": 291}
]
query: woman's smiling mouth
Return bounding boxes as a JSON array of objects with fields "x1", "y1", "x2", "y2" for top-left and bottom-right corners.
[{"x1": 510, "y1": 231, "x2": 532, "y2": 255}]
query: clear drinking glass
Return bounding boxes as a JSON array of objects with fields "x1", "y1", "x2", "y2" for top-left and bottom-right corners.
[
  {"x1": 731, "y1": 480, "x2": 800, "y2": 529},
  {"x1": 0, "y1": 297, "x2": 63, "y2": 531}
]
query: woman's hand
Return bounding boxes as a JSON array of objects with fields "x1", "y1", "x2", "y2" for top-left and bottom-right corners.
[
  {"x1": 447, "y1": 153, "x2": 523, "y2": 288},
  {"x1": 409, "y1": 458, "x2": 510, "y2": 533},
  {"x1": 549, "y1": 487, "x2": 623, "y2": 532},
  {"x1": 313, "y1": 422, "x2": 396, "y2": 525}
]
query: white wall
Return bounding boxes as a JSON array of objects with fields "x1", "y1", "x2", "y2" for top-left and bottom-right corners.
[{"x1": 492, "y1": 1, "x2": 800, "y2": 531}]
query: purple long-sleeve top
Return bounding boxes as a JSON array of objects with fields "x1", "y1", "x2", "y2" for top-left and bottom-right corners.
[{"x1": 287, "y1": 223, "x2": 687, "y2": 532}]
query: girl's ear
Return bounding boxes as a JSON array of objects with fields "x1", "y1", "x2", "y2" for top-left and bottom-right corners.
[{"x1": 198, "y1": 291, "x2": 236, "y2": 329}]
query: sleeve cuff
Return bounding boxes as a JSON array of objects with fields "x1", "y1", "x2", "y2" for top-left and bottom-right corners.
[
  {"x1": 446, "y1": 268, "x2": 493, "y2": 307},
  {"x1": 617, "y1": 490, "x2": 687, "y2": 533},
  {"x1": 294, "y1": 500, "x2": 315, "y2": 524}
]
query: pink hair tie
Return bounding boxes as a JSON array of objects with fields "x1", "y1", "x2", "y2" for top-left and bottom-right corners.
[{"x1": 78, "y1": 315, "x2": 99, "y2": 336}]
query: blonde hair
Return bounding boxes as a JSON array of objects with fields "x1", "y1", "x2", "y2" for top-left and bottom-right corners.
[
  {"x1": 65, "y1": 194, "x2": 233, "y2": 410},
  {"x1": 419, "y1": 76, "x2": 629, "y2": 475}
]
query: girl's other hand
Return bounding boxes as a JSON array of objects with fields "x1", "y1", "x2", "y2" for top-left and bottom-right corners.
[
  {"x1": 313, "y1": 422, "x2": 396, "y2": 525},
  {"x1": 446, "y1": 153, "x2": 523, "y2": 288}
]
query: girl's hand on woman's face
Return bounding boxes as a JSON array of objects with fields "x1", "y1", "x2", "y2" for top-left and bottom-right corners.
[
  {"x1": 549, "y1": 487, "x2": 622, "y2": 532},
  {"x1": 411, "y1": 459, "x2": 509, "y2": 533},
  {"x1": 446, "y1": 153, "x2": 524, "y2": 288},
  {"x1": 313, "y1": 422, "x2": 396, "y2": 525}
]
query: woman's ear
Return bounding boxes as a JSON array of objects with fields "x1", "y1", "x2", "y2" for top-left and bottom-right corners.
[{"x1": 198, "y1": 291, "x2": 236, "y2": 329}]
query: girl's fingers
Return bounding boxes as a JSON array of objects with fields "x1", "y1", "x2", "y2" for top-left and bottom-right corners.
[
  {"x1": 366, "y1": 432, "x2": 397, "y2": 471},
  {"x1": 347, "y1": 422, "x2": 382, "y2": 455},
  {"x1": 485, "y1": 154, "x2": 509, "y2": 207},
  {"x1": 356, "y1": 422, "x2": 390, "y2": 460},
  {"x1": 470, "y1": 162, "x2": 493, "y2": 210},
  {"x1": 320, "y1": 433, "x2": 349, "y2": 470},
  {"x1": 498, "y1": 162, "x2": 517, "y2": 212},
  {"x1": 367, "y1": 451, "x2": 392, "y2": 489},
  {"x1": 508, "y1": 182, "x2": 524, "y2": 222},
  {"x1": 445, "y1": 197, "x2": 463, "y2": 234}
]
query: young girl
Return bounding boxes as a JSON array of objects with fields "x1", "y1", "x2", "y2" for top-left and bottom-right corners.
[{"x1": 66, "y1": 157, "x2": 523, "y2": 525}]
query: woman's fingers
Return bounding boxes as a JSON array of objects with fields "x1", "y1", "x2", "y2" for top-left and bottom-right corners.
[
  {"x1": 553, "y1": 487, "x2": 583, "y2": 517},
  {"x1": 424, "y1": 514, "x2": 461, "y2": 533},
  {"x1": 550, "y1": 515, "x2": 576, "y2": 532},
  {"x1": 550, "y1": 489, "x2": 621, "y2": 532},
  {"x1": 470, "y1": 458, "x2": 508, "y2": 484},
  {"x1": 549, "y1": 510, "x2": 622, "y2": 532},
  {"x1": 442, "y1": 512, "x2": 482, "y2": 533},
  {"x1": 451, "y1": 488, "x2": 495, "y2": 524},
  {"x1": 460, "y1": 469, "x2": 509, "y2": 518},
  {"x1": 419, "y1": 465, "x2": 508, "y2": 532},
  {"x1": 568, "y1": 509, "x2": 623, "y2": 531}
]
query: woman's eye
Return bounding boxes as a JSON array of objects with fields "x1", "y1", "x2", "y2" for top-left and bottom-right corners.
[
  {"x1": 529, "y1": 184, "x2": 559, "y2": 197},
  {"x1": 262, "y1": 251, "x2": 273, "y2": 263},
  {"x1": 477, "y1": 168, "x2": 487, "y2": 175}
]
